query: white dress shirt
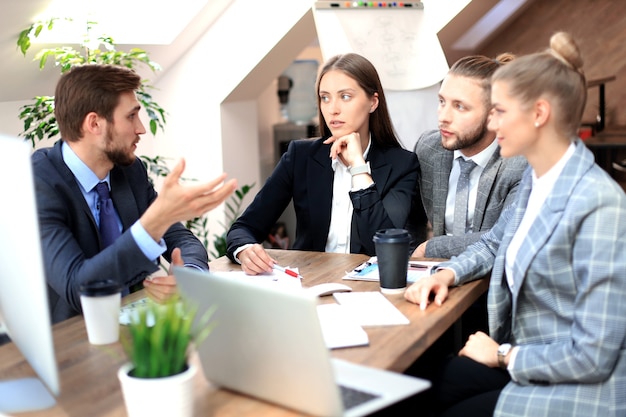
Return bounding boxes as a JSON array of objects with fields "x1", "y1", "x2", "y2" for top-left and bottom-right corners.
[{"x1": 325, "y1": 138, "x2": 372, "y2": 253}]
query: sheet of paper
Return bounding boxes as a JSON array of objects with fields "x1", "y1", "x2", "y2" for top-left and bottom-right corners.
[
  {"x1": 333, "y1": 291, "x2": 410, "y2": 327},
  {"x1": 119, "y1": 297, "x2": 153, "y2": 326},
  {"x1": 316, "y1": 304, "x2": 369, "y2": 349},
  {"x1": 342, "y1": 256, "x2": 439, "y2": 283},
  {"x1": 211, "y1": 269, "x2": 303, "y2": 290}
]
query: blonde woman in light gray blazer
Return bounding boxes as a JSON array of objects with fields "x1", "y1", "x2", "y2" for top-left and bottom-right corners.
[{"x1": 405, "y1": 32, "x2": 626, "y2": 417}]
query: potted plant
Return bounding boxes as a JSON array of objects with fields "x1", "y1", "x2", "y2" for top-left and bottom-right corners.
[{"x1": 118, "y1": 296, "x2": 216, "y2": 417}]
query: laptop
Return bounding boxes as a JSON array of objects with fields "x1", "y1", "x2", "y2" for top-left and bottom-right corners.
[{"x1": 174, "y1": 266, "x2": 430, "y2": 417}]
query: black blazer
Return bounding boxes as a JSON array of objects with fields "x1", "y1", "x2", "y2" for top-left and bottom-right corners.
[
  {"x1": 31, "y1": 140, "x2": 208, "y2": 323},
  {"x1": 227, "y1": 136, "x2": 419, "y2": 260}
]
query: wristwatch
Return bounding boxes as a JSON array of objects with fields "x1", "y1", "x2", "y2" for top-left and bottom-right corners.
[
  {"x1": 497, "y1": 343, "x2": 512, "y2": 370},
  {"x1": 348, "y1": 163, "x2": 371, "y2": 177}
]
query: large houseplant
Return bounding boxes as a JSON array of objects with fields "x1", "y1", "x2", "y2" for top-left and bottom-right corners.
[
  {"x1": 118, "y1": 296, "x2": 216, "y2": 417},
  {"x1": 16, "y1": 18, "x2": 173, "y2": 181},
  {"x1": 17, "y1": 19, "x2": 166, "y2": 142}
]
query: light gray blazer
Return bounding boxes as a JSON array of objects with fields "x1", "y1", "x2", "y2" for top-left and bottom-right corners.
[
  {"x1": 413, "y1": 129, "x2": 527, "y2": 258},
  {"x1": 440, "y1": 140, "x2": 626, "y2": 417}
]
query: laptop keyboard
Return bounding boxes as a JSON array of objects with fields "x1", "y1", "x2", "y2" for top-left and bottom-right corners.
[{"x1": 339, "y1": 384, "x2": 381, "y2": 410}]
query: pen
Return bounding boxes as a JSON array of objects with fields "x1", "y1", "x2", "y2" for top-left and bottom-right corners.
[
  {"x1": 273, "y1": 264, "x2": 304, "y2": 279},
  {"x1": 408, "y1": 262, "x2": 431, "y2": 270},
  {"x1": 353, "y1": 260, "x2": 372, "y2": 273}
]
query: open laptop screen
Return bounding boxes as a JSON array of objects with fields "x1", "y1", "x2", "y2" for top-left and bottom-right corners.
[{"x1": 174, "y1": 266, "x2": 430, "y2": 417}]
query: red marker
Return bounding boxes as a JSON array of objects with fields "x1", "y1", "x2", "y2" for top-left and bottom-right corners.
[{"x1": 273, "y1": 264, "x2": 304, "y2": 279}]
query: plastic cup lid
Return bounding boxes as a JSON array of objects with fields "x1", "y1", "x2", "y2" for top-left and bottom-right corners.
[
  {"x1": 79, "y1": 279, "x2": 122, "y2": 296},
  {"x1": 373, "y1": 228, "x2": 410, "y2": 243}
]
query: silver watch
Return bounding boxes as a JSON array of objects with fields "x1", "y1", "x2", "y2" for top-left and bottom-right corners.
[
  {"x1": 348, "y1": 163, "x2": 371, "y2": 176},
  {"x1": 497, "y1": 343, "x2": 512, "y2": 370}
]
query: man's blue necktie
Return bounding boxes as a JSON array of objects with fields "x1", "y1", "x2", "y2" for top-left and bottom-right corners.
[
  {"x1": 95, "y1": 182, "x2": 132, "y2": 296},
  {"x1": 95, "y1": 182, "x2": 121, "y2": 248}
]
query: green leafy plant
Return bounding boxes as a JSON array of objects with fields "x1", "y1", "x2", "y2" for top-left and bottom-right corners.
[
  {"x1": 185, "y1": 215, "x2": 211, "y2": 250},
  {"x1": 17, "y1": 18, "x2": 174, "y2": 200},
  {"x1": 121, "y1": 297, "x2": 216, "y2": 378},
  {"x1": 17, "y1": 18, "x2": 166, "y2": 145},
  {"x1": 139, "y1": 155, "x2": 171, "y2": 187},
  {"x1": 204, "y1": 183, "x2": 255, "y2": 260}
]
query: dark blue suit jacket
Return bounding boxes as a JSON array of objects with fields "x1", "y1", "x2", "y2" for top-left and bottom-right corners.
[
  {"x1": 227, "y1": 136, "x2": 419, "y2": 260},
  {"x1": 31, "y1": 140, "x2": 208, "y2": 323}
]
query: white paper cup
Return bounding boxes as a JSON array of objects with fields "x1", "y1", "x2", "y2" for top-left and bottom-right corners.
[{"x1": 80, "y1": 280, "x2": 122, "y2": 345}]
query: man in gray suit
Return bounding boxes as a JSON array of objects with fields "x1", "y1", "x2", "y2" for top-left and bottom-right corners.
[{"x1": 411, "y1": 54, "x2": 528, "y2": 259}]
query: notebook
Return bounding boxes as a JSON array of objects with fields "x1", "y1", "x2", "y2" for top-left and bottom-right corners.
[
  {"x1": 343, "y1": 256, "x2": 440, "y2": 284},
  {"x1": 174, "y1": 266, "x2": 430, "y2": 417}
]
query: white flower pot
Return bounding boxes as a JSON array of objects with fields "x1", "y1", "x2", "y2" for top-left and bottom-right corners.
[{"x1": 118, "y1": 362, "x2": 196, "y2": 417}]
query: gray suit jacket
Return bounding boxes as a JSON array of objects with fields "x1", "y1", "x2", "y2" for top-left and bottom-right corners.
[
  {"x1": 440, "y1": 140, "x2": 626, "y2": 417},
  {"x1": 32, "y1": 140, "x2": 208, "y2": 323},
  {"x1": 413, "y1": 129, "x2": 527, "y2": 258}
]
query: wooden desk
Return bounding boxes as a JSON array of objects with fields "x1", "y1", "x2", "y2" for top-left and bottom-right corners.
[{"x1": 0, "y1": 250, "x2": 488, "y2": 417}]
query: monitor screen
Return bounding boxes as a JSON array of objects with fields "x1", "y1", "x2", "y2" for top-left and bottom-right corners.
[{"x1": 0, "y1": 135, "x2": 60, "y2": 413}]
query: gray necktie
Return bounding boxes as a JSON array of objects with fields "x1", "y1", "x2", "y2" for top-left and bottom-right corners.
[{"x1": 453, "y1": 157, "x2": 477, "y2": 236}]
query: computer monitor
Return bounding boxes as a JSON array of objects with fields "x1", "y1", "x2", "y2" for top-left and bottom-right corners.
[{"x1": 0, "y1": 135, "x2": 60, "y2": 412}]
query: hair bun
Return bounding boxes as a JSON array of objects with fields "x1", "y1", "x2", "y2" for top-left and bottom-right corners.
[
  {"x1": 549, "y1": 32, "x2": 584, "y2": 74},
  {"x1": 495, "y1": 52, "x2": 516, "y2": 64}
]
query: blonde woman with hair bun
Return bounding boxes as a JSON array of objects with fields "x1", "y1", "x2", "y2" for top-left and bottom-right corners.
[{"x1": 405, "y1": 32, "x2": 626, "y2": 417}]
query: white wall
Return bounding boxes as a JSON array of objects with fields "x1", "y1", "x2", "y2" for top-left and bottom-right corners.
[
  {"x1": 146, "y1": 0, "x2": 316, "y2": 255},
  {"x1": 0, "y1": 100, "x2": 31, "y2": 139},
  {"x1": 221, "y1": 100, "x2": 259, "y2": 182},
  {"x1": 258, "y1": 79, "x2": 283, "y2": 182}
]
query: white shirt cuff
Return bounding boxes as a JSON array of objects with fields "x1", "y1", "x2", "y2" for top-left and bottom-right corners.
[
  {"x1": 507, "y1": 345, "x2": 520, "y2": 381},
  {"x1": 232, "y1": 243, "x2": 254, "y2": 264}
]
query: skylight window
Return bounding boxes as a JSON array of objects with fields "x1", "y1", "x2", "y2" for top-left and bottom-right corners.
[
  {"x1": 452, "y1": 0, "x2": 529, "y2": 50},
  {"x1": 32, "y1": 0, "x2": 209, "y2": 45}
]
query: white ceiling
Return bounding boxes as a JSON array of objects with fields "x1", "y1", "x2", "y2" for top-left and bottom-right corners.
[{"x1": 0, "y1": 0, "x2": 231, "y2": 102}]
